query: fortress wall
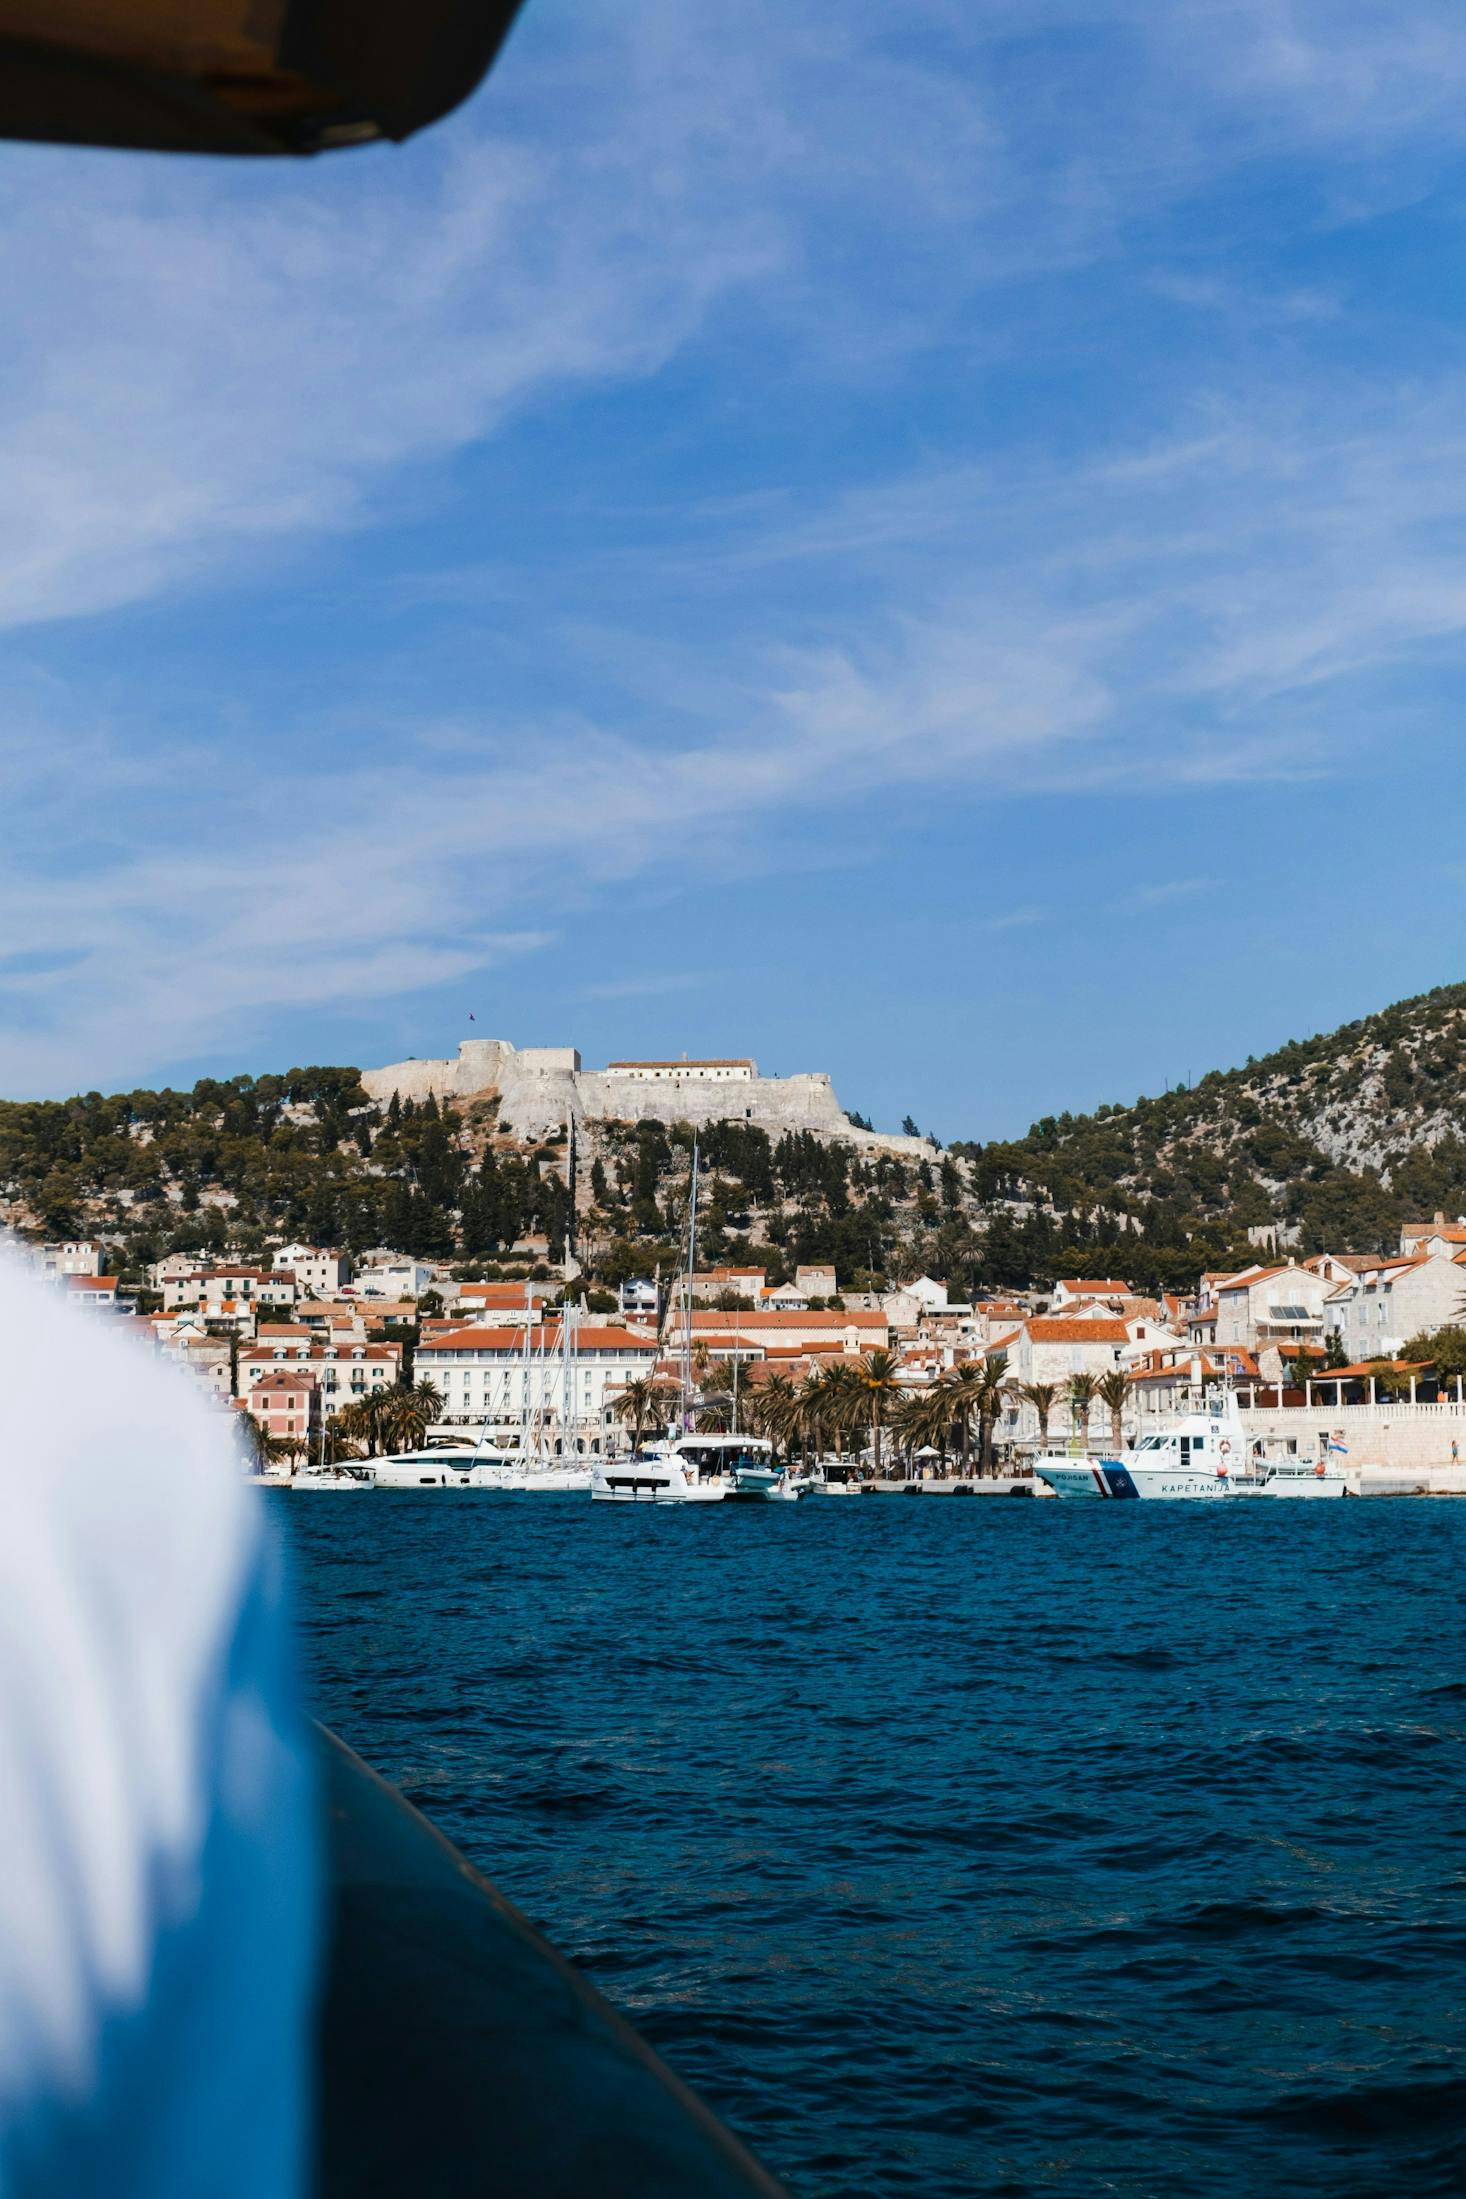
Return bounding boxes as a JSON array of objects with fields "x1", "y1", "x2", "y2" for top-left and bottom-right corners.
[
  {"x1": 360, "y1": 1039, "x2": 512, "y2": 1107},
  {"x1": 360, "y1": 1040, "x2": 932, "y2": 1158}
]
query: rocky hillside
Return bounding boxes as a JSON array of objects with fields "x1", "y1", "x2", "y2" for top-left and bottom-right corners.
[
  {"x1": 3, "y1": 985, "x2": 1464, "y2": 1295},
  {"x1": 968, "y1": 982, "x2": 1466, "y2": 1265}
]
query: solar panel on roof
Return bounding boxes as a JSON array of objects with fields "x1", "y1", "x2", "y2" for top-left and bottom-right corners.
[{"x1": 1269, "y1": 1304, "x2": 1312, "y2": 1320}]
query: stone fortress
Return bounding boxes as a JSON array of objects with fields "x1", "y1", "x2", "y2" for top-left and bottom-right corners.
[{"x1": 360, "y1": 1040, "x2": 929, "y2": 1155}]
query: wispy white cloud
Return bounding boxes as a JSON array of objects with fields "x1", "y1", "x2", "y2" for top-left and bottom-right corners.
[
  {"x1": 6, "y1": 1, "x2": 1466, "y2": 1095},
  {"x1": 579, "y1": 974, "x2": 707, "y2": 1003}
]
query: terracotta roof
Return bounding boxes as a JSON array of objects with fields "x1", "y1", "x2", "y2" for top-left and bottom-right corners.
[
  {"x1": 418, "y1": 1324, "x2": 656, "y2": 1354},
  {"x1": 683, "y1": 1309, "x2": 885, "y2": 1331},
  {"x1": 242, "y1": 1343, "x2": 395, "y2": 1362},
  {"x1": 1024, "y1": 1318, "x2": 1131, "y2": 1344},
  {"x1": 1056, "y1": 1278, "x2": 1133, "y2": 1294},
  {"x1": 1308, "y1": 1358, "x2": 1432, "y2": 1380},
  {"x1": 65, "y1": 1275, "x2": 118, "y2": 1291},
  {"x1": 252, "y1": 1370, "x2": 316, "y2": 1391},
  {"x1": 1404, "y1": 1222, "x2": 1466, "y2": 1242},
  {"x1": 1218, "y1": 1264, "x2": 1291, "y2": 1293}
]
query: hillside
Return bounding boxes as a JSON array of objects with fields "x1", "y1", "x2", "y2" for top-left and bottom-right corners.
[
  {"x1": 2, "y1": 984, "x2": 1465, "y2": 1294},
  {"x1": 968, "y1": 981, "x2": 1466, "y2": 1269}
]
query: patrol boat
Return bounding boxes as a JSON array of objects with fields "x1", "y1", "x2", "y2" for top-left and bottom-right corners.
[{"x1": 1035, "y1": 1391, "x2": 1245, "y2": 1500}]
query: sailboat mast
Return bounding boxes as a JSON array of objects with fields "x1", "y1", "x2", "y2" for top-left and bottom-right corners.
[{"x1": 680, "y1": 1140, "x2": 699, "y2": 1434}]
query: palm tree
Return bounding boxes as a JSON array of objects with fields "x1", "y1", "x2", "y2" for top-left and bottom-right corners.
[
  {"x1": 697, "y1": 1355, "x2": 740, "y2": 1432},
  {"x1": 336, "y1": 1393, "x2": 387, "y2": 1456},
  {"x1": 971, "y1": 1355, "x2": 1010, "y2": 1476},
  {"x1": 235, "y1": 1408, "x2": 269, "y2": 1468},
  {"x1": 890, "y1": 1388, "x2": 937, "y2": 1477},
  {"x1": 379, "y1": 1377, "x2": 444, "y2": 1454},
  {"x1": 320, "y1": 1423, "x2": 366, "y2": 1467},
  {"x1": 942, "y1": 1363, "x2": 987, "y2": 1479},
  {"x1": 1095, "y1": 1368, "x2": 1131, "y2": 1453},
  {"x1": 1067, "y1": 1370, "x2": 1100, "y2": 1451},
  {"x1": 854, "y1": 1347, "x2": 904, "y2": 1478},
  {"x1": 611, "y1": 1374, "x2": 660, "y2": 1454},
  {"x1": 816, "y1": 1361, "x2": 864, "y2": 1463},
  {"x1": 748, "y1": 1373, "x2": 797, "y2": 1461},
  {"x1": 1016, "y1": 1380, "x2": 1059, "y2": 1453}
]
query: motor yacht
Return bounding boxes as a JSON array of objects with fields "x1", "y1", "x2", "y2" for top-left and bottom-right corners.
[{"x1": 373, "y1": 1444, "x2": 523, "y2": 1489}]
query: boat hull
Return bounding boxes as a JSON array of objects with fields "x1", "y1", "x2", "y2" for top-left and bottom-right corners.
[{"x1": 1035, "y1": 1455, "x2": 1233, "y2": 1500}]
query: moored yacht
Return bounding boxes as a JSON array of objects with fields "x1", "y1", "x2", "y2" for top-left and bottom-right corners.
[
  {"x1": 1223, "y1": 1457, "x2": 1348, "y2": 1499},
  {"x1": 723, "y1": 1439, "x2": 798, "y2": 1502},
  {"x1": 592, "y1": 1438, "x2": 728, "y2": 1503},
  {"x1": 290, "y1": 1464, "x2": 374, "y2": 1491},
  {"x1": 373, "y1": 1443, "x2": 522, "y2": 1488}
]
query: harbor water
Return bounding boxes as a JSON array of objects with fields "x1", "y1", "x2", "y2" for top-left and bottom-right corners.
[{"x1": 280, "y1": 1494, "x2": 1466, "y2": 2198}]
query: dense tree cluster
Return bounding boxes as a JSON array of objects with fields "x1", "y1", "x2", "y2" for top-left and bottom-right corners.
[
  {"x1": 0, "y1": 1071, "x2": 573, "y2": 1276},
  {"x1": 6, "y1": 981, "x2": 1466, "y2": 1294}
]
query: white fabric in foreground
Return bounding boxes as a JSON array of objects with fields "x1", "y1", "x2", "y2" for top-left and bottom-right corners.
[{"x1": 0, "y1": 1250, "x2": 316, "y2": 2197}]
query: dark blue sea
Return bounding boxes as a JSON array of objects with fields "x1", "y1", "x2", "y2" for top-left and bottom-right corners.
[{"x1": 277, "y1": 1493, "x2": 1466, "y2": 2198}]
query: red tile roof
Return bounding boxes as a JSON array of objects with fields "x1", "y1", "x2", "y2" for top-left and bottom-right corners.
[
  {"x1": 1024, "y1": 1318, "x2": 1131, "y2": 1343},
  {"x1": 418, "y1": 1324, "x2": 656, "y2": 1354},
  {"x1": 684, "y1": 1309, "x2": 885, "y2": 1331}
]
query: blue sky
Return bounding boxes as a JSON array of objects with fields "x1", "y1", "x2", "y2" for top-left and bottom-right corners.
[{"x1": 4, "y1": 0, "x2": 1466, "y2": 1139}]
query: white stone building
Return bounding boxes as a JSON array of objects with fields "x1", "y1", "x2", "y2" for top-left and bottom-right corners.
[
  {"x1": 607, "y1": 1057, "x2": 755, "y2": 1084},
  {"x1": 416, "y1": 1323, "x2": 660, "y2": 1452},
  {"x1": 238, "y1": 1337, "x2": 400, "y2": 1419},
  {"x1": 667, "y1": 1308, "x2": 890, "y2": 1361},
  {"x1": 1326, "y1": 1253, "x2": 1466, "y2": 1360},
  {"x1": 273, "y1": 1244, "x2": 351, "y2": 1298},
  {"x1": 1213, "y1": 1263, "x2": 1336, "y2": 1353},
  {"x1": 35, "y1": 1240, "x2": 105, "y2": 1279},
  {"x1": 162, "y1": 1266, "x2": 297, "y2": 1320},
  {"x1": 354, "y1": 1259, "x2": 439, "y2": 1300}
]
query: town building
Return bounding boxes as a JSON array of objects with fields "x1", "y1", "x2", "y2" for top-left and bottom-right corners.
[
  {"x1": 237, "y1": 1337, "x2": 400, "y2": 1419},
  {"x1": 415, "y1": 1323, "x2": 660, "y2": 1451},
  {"x1": 451, "y1": 1280, "x2": 563, "y2": 1318},
  {"x1": 353, "y1": 1259, "x2": 439, "y2": 1300},
  {"x1": 247, "y1": 1369, "x2": 319, "y2": 1448},
  {"x1": 664, "y1": 1308, "x2": 890, "y2": 1362},
  {"x1": 35, "y1": 1240, "x2": 105, "y2": 1279},
  {"x1": 1400, "y1": 1214, "x2": 1466, "y2": 1258},
  {"x1": 617, "y1": 1277, "x2": 660, "y2": 1323},
  {"x1": 690, "y1": 1266, "x2": 767, "y2": 1304},
  {"x1": 1325, "y1": 1253, "x2": 1466, "y2": 1360},
  {"x1": 607, "y1": 1056, "x2": 755, "y2": 1084},
  {"x1": 1212, "y1": 1263, "x2": 1337, "y2": 1353},
  {"x1": 1051, "y1": 1277, "x2": 1133, "y2": 1308},
  {"x1": 272, "y1": 1244, "x2": 351, "y2": 1298},
  {"x1": 161, "y1": 1266, "x2": 297, "y2": 1320}
]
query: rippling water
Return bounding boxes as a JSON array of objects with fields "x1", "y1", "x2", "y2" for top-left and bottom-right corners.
[{"x1": 278, "y1": 1493, "x2": 1466, "y2": 2197}]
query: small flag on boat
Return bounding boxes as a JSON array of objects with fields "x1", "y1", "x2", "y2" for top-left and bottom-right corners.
[{"x1": 1328, "y1": 1438, "x2": 1349, "y2": 1455}]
